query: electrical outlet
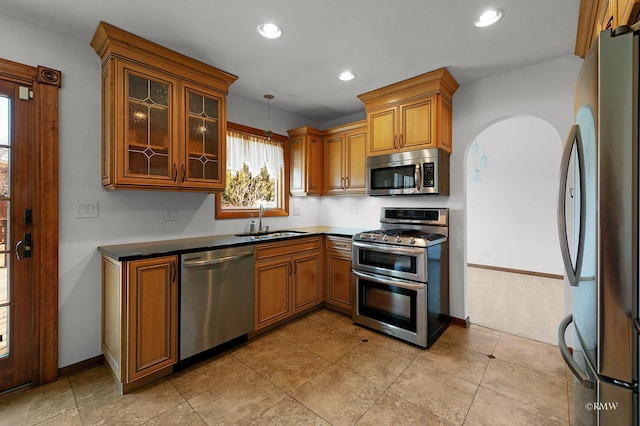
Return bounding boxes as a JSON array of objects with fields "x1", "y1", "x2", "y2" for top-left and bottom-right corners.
[
  {"x1": 350, "y1": 207, "x2": 358, "y2": 214},
  {"x1": 293, "y1": 206, "x2": 301, "y2": 216},
  {"x1": 75, "y1": 200, "x2": 98, "y2": 218},
  {"x1": 164, "y1": 208, "x2": 179, "y2": 221}
]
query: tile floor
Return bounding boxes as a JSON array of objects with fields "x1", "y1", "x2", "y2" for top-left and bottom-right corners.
[{"x1": 0, "y1": 309, "x2": 571, "y2": 425}]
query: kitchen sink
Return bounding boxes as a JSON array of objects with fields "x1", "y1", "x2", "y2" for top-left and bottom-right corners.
[{"x1": 235, "y1": 230, "x2": 307, "y2": 240}]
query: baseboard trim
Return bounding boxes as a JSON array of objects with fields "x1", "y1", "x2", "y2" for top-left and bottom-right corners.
[
  {"x1": 58, "y1": 354, "x2": 105, "y2": 379},
  {"x1": 467, "y1": 263, "x2": 563, "y2": 280},
  {"x1": 450, "y1": 316, "x2": 471, "y2": 328}
]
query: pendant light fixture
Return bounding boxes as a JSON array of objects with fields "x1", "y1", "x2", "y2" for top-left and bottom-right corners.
[{"x1": 264, "y1": 94, "x2": 274, "y2": 140}]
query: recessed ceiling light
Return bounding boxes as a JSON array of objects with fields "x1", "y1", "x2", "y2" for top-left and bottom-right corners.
[
  {"x1": 474, "y1": 9, "x2": 504, "y2": 27},
  {"x1": 338, "y1": 71, "x2": 356, "y2": 81},
  {"x1": 257, "y1": 23, "x2": 282, "y2": 39}
]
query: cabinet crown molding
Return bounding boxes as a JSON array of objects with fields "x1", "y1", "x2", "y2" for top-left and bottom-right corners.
[
  {"x1": 91, "y1": 21, "x2": 238, "y2": 93},
  {"x1": 357, "y1": 67, "x2": 459, "y2": 110}
]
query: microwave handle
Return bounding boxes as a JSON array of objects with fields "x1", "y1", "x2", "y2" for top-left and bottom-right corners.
[{"x1": 415, "y1": 164, "x2": 422, "y2": 191}]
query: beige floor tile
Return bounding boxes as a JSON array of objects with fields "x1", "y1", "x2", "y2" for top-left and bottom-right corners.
[
  {"x1": 363, "y1": 330, "x2": 423, "y2": 360},
  {"x1": 251, "y1": 396, "x2": 331, "y2": 425},
  {"x1": 232, "y1": 332, "x2": 296, "y2": 367},
  {"x1": 242, "y1": 341, "x2": 331, "y2": 393},
  {"x1": 0, "y1": 379, "x2": 77, "y2": 425},
  {"x1": 465, "y1": 387, "x2": 568, "y2": 426},
  {"x1": 169, "y1": 352, "x2": 242, "y2": 400},
  {"x1": 307, "y1": 308, "x2": 348, "y2": 325},
  {"x1": 493, "y1": 332, "x2": 566, "y2": 377},
  {"x1": 73, "y1": 374, "x2": 184, "y2": 425},
  {"x1": 293, "y1": 364, "x2": 385, "y2": 425},
  {"x1": 437, "y1": 324, "x2": 499, "y2": 355},
  {"x1": 145, "y1": 402, "x2": 206, "y2": 425},
  {"x1": 414, "y1": 338, "x2": 490, "y2": 385},
  {"x1": 295, "y1": 323, "x2": 363, "y2": 362},
  {"x1": 481, "y1": 359, "x2": 569, "y2": 422},
  {"x1": 274, "y1": 315, "x2": 328, "y2": 343},
  {"x1": 388, "y1": 361, "x2": 478, "y2": 425},
  {"x1": 335, "y1": 341, "x2": 412, "y2": 389},
  {"x1": 37, "y1": 408, "x2": 83, "y2": 426},
  {"x1": 356, "y1": 391, "x2": 455, "y2": 426},
  {"x1": 188, "y1": 364, "x2": 286, "y2": 425}
]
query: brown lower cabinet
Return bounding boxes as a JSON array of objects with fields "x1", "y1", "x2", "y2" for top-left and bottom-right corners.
[
  {"x1": 324, "y1": 236, "x2": 353, "y2": 314},
  {"x1": 254, "y1": 237, "x2": 322, "y2": 330},
  {"x1": 101, "y1": 254, "x2": 178, "y2": 394}
]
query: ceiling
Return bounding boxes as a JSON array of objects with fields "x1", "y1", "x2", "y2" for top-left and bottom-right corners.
[{"x1": 0, "y1": 0, "x2": 581, "y2": 124}]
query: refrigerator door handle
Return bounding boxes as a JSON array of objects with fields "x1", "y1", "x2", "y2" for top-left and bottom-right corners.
[
  {"x1": 557, "y1": 125, "x2": 587, "y2": 287},
  {"x1": 634, "y1": 318, "x2": 640, "y2": 335},
  {"x1": 558, "y1": 314, "x2": 595, "y2": 389}
]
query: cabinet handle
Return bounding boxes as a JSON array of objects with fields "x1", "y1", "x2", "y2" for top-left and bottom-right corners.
[
  {"x1": 341, "y1": 177, "x2": 346, "y2": 190},
  {"x1": 399, "y1": 134, "x2": 404, "y2": 148},
  {"x1": 345, "y1": 176, "x2": 350, "y2": 188},
  {"x1": 172, "y1": 164, "x2": 177, "y2": 182},
  {"x1": 171, "y1": 261, "x2": 177, "y2": 283},
  {"x1": 181, "y1": 164, "x2": 186, "y2": 182},
  {"x1": 288, "y1": 262, "x2": 292, "y2": 276},
  {"x1": 393, "y1": 135, "x2": 398, "y2": 149}
]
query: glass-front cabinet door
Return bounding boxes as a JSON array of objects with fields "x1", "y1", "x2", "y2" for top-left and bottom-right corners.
[
  {"x1": 118, "y1": 61, "x2": 178, "y2": 186},
  {"x1": 182, "y1": 84, "x2": 225, "y2": 190}
]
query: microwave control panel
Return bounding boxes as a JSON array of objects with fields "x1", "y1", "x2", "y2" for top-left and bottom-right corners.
[{"x1": 423, "y1": 162, "x2": 435, "y2": 187}]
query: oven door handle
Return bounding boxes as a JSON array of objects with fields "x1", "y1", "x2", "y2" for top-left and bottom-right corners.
[
  {"x1": 352, "y1": 269, "x2": 427, "y2": 290},
  {"x1": 352, "y1": 240, "x2": 428, "y2": 257}
]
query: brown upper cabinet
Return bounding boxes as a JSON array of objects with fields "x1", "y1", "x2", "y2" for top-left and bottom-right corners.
[
  {"x1": 576, "y1": 0, "x2": 640, "y2": 57},
  {"x1": 357, "y1": 68, "x2": 459, "y2": 157},
  {"x1": 322, "y1": 120, "x2": 366, "y2": 195},
  {"x1": 91, "y1": 22, "x2": 238, "y2": 192},
  {"x1": 288, "y1": 126, "x2": 323, "y2": 196}
]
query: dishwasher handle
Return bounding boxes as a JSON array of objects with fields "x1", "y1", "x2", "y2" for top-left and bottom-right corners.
[{"x1": 183, "y1": 252, "x2": 253, "y2": 268}]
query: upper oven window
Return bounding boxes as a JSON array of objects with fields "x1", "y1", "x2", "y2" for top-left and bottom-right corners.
[
  {"x1": 370, "y1": 165, "x2": 416, "y2": 190},
  {"x1": 359, "y1": 249, "x2": 417, "y2": 273}
]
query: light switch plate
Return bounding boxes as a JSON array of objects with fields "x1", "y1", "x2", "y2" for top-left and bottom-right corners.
[
  {"x1": 164, "y1": 208, "x2": 179, "y2": 221},
  {"x1": 76, "y1": 200, "x2": 98, "y2": 218}
]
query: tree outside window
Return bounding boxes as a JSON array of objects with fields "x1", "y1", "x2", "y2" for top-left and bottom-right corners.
[{"x1": 215, "y1": 122, "x2": 289, "y2": 219}]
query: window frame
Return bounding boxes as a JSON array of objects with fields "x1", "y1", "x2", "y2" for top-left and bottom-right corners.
[{"x1": 215, "y1": 121, "x2": 290, "y2": 219}]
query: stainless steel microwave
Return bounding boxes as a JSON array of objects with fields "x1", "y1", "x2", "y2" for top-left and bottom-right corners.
[{"x1": 366, "y1": 148, "x2": 449, "y2": 196}]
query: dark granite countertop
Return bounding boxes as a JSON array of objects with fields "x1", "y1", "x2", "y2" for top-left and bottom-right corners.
[{"x1": 98, "y1": 226, "x2": 366, "y2": 261}]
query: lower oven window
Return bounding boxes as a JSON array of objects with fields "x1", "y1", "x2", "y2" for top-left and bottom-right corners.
[
  {"x1": 359, "y1": 250, "x2": 417, "y2": 273},
  {"x1": 358, "y1": 278, "x2": 417, "y2": 332}
]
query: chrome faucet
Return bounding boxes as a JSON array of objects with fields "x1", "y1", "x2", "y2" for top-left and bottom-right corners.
[{"x1": 258, "y1": 203, "x2": 264, "y2": 233}]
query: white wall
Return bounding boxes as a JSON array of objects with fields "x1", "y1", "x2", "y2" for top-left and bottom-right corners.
[
  {"x1": 0, "y1": 11, "x2": 582, "y2": 368},
  {"x1": 466, "y1": 116, "x2": 564, "y2": 275}
]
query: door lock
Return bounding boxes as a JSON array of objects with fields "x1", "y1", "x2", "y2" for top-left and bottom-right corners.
[{"x1": 15, "y1": 233, "x2": 32, "y2": 260}]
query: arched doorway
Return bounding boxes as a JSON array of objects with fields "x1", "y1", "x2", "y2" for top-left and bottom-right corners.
[{"x1": 465, "y1": 116, "x2": 564, "y2": 344}]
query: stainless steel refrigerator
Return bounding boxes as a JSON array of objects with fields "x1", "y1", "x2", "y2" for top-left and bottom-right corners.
[{"x1": 557, "y1": 25, "x2": 638, "y2": 425}]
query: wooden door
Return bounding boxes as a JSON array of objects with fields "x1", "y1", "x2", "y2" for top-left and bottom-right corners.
[
  {"x1": 367, "y1": 106, "x2": 397, "y2": 156},
  {"x1": 306, "y1": 135, "x2": 322, "y2": 195},
  {"x1": 326, "y1": 252, "x2": 352, "y2": 311},
  {"x1": 181, "y1": 83, "x2": 225, "y2": 190},
  {"x1": 126, "y1": 256, "x2": 177, "y2": 382},
  {"x1": 0, "y1": 80, "x2": 34, "y2": 390},
  {"x1": 292, "y1": 254, "x2": 321, "y2": 312},
  {"x1": 289, "y1": 136, "x2": 306, "y2": 195},
  {"x1": 344, "y1": 129, "x2": 366, "y2": 193},
  {"x1": 324, "y1": 134, "x2": 345, "y2": 194},
  {"x1": 400, "y1": 95, "x2": 435, "y2": 151},
  {"x1": 117, "y1": 61, "x2": 178, "y2": 187},
  {"x1": 255, "y1": 260, "x2": 291, "y2": 329}
]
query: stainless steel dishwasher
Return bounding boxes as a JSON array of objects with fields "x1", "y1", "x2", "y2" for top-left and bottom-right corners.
[{"x1": 180, "y1": 245, "x2": 254, "y2": 360}]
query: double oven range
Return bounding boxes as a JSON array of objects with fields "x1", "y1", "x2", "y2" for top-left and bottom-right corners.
[{"x1": 352, "y1": 207, "x2": 450, "y2": 348}]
